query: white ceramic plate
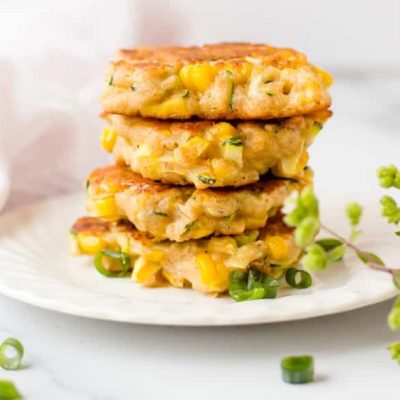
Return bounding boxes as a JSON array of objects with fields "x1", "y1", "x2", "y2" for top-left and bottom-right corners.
[{"x1": 0, "y1": 193, "x2": 397, "y2": 326}]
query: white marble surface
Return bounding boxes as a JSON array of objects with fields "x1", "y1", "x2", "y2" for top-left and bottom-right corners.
[{"x1": 1, "y1": 77, "x2": 400, "y2": 399}]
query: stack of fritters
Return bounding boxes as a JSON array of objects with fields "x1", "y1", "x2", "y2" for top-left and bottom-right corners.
[{"x1": 71, "y1": 43, "x2": 332, "y2": 295}]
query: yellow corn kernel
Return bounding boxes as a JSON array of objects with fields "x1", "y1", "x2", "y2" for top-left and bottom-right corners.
[
  {"x1": 312, "y1": 66, "x2": 333, "y2": 87},
  {"x1": 142, "y1": 96, "x2": 191, "y2": 118},
  {"x1": 272, "y1": 144, "x2": 304, "y2": 177},
  {"x1": 93, "y1": 196, "x2": 118, "y2": 218},
  {"x1": 101, "y1": 127, "x2": 117, "y2": 153},
  {"x1": 178, "y1": 136, "x2": 209, "y2": 160},
  {"x1": 211, "y1": 159, "x2": 238, "y2": 179},
  {"x1": 296, "y1": 151, "x2": 309, "y2": 175},
  {"x1": 179, "y1": 64, "x2": 218, "y2": 92},
  {"x1": 195, "y1": 252, "x2": 228, "y2": 290},
  {"x1": 132, "y1": 257, "x2": 161, "y2": 283},
  {"x1": 145, "y1": 249, "x2": 164, "y2": 262},
  {"x1": 265, "y1": 236, "x2": 289, "y2": 262},
  {"x1": 77, "y1": 234, "x2": 104, "y2": 255},
  {"x1": 209, "y1": 122, "x2": 237, "y2": 142},
  {"x1": 235, "y1": 62, "x2": 252, "y2": 83}
]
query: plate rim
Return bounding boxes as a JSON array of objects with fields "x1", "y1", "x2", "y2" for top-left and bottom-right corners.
[{"x1": 0, "y1": 193, "x2": 397, "y2": 327}]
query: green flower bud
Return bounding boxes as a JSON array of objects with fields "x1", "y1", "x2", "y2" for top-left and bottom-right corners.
[
  {"x1": 299, "y1": 187, "x2": 319, "y2": 217},
  {"x1": 345, "y1": 202, "x2": 362, "y2": 226},
  {"x1": 379, "y1": 176, "x2": 393, "y2": 188},
  {"x1": 377, "y1": 165, "x2": 397, "y2": 178},
  {"x1": 301, "y1": 245, "x2": 328, "y2": 270},
  {"x1": 295, "y1": 217, "x2": 320, "y2": 247},
  {"x1": 394, "y1": 173, "x2": 400, "y2": 189}
]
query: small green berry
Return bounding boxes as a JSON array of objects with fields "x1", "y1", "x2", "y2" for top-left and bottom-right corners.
[
  {"x1": 346, "y1": 202, "x2": 362, "y2": 226},
  {"x1": 379, "y1": 176, "x2": 393, "y2": 188}
]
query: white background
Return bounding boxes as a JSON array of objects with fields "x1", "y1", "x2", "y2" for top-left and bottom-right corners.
[{"x1": 0, "y1": 1, "x2": 400, "y2": 399}]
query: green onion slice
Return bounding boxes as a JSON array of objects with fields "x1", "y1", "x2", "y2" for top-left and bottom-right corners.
[
  {"x1": 94, "y1": 249, "x2": 132, "y2": 277},
  {"x1": 281, "y1": 355, "x2": 314, "y2": 384},
  {"x1": 0, "y1": 380, "x2": 22, "y2": 400},
  {"x1": 198, "y1": 175, "x2": 216, "y2": 185},
  {"x1": 285, "y1": 268, "x2": 312, "y2": 289},
  {"x1": 0, "y1": 338, "x2": 24, "y2": 371},
  {"x1": 222, "y1": 136, "x2": 243, "y2": 147},
  {"x1": 228, "y1": 269, "x2": 279, "y2": 302}
]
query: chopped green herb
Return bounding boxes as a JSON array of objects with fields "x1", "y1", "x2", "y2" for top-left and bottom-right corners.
[
  {"x1": 281, "y1": 355, "x2": 314, "y2": 384},
  {"x1": 182, "y1": 89, "x2": 190, "y2": 98},
  {"x1": 222, "y1": 136, "x2": 243, "y2": 147},
  {"x1": 108, "y1": 75, "x2": 113, "y2": 86},
  {"x1": 265, "y1": 91, "x2": 273, "y2": 96},
  {"x1": 264, "y1": 79, "x2": 273, "y2": 84},
  {"x1": 198, "y1": 175, "x2": 216, "y2": 185},
  {"x1": 153, "y1": 211, "x2": 168, "y2": 217},
  {"x1": 0, "y1": 380, "x2": 22, "y2": 400},
  {"x1": 228, "y1": 269, "x2": 279, "y2": 302},
  {"x1": 234, "y1": 230, "x2": 259, "y2": 247},
  {"x1": 184, "y1": 220, "x2": 197, "y2": 234},
  {"x1": 85, "y1": 179, "x2": 90, "y2": 191}
]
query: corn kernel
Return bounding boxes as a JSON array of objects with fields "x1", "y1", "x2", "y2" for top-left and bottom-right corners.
[
  {"x1": 142, "y1": 96, "x2": 191, "y2": 118},
  {"x1": 208, "y1": 122, "x2": 237, "y2": 142},
  {"x1": 211, "y1": 159, "x2": 238, "y2": 180},
  {"x1": 207, "y1": 237, "x2": 237, "y2": 255},
  {"x1": 265, "y1": 236, "x2": 289, "y2": 262},
  {"x1": 145, "y1": 249, "x2": 164, "y2": 262},
  {"x1": 178, "y1": 136, "x2": 209, "y2": 160},
  {"x1": 195, "y1": 252, "x2": 228, "y2": 290},
  {"x1": 77, "y1": 234, "x2": 104, "y2": 255},
  {"x1": 179, "y1": 64, "x2": 218, "y2": 92},
  {"x1": 101, "y1": 127, "x2": 117, "y2": 153},
  {"x1": 132, "y1": 257, "x2": 161, "y2": 283},
  {"x1": 93, "y1": 196, "x2": 118, "y2": 218},
  {"x1": 296, "y1": 151, "x2": 309, "y2": 175}
]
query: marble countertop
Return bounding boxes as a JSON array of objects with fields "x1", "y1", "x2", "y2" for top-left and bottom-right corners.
[{"x1": 1, "y1": 75, "x2": 400, "y2": 399}]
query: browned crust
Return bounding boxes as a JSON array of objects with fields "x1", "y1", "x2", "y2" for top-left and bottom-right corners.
[
  {"x1": 101, "y1": 109, "x2": 332, "y2": 132},
  {"x1": 115, "y1": 43, "x2": 308, "y2": 69},
  {"x1": 88, "y1": 164, "x2": 303, "y2": 197}
]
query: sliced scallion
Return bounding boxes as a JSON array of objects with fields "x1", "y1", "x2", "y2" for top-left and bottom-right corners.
[
  {"x1": 285, "y1": 268, "x2": 312, "y2": 289},
  {"x1": 228, "y1": 269, "x2": 279, "y2": 302},
  {"x1": 0, "y1": 380, "x2": 22, "y2": 400},
  {"x1": 198, "y1": 175, "x2": 216, "y2": 185},
  {"x1": 182, "y1": 89, "x2": 190, "y2": 98},
  {"x1": 0, "y1": 338, "x2": 24, "y2": 371},
  {"x1": 222, "y1": 136, "x2": 243, "y2": 147},
  {"x1": 281, "y1": 355, "x2": 314, "y2": 384},
  {"x1": 108, "y1": 75, "x2": 113, "y2": 86},
  {"x1": 94, "y1": 249, "x2": 132, "y2": 277}
]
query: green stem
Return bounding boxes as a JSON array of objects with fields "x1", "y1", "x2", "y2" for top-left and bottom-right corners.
[{"x1": 320, "y1": 222, "x2": 398, "y2": 275}]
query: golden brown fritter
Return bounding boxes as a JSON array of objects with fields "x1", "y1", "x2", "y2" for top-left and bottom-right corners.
[
  {"x1": 101, "y1": 43, "x2": 332, "y2": 120},
  {"x1": 70, "y1": 214, "x2": 301, "y2": 295},
  {"x1": 85, "y1": 164, "x2": 311, "y2": 242},
  {"x1": 102, "y1": 110, "x2": 330, "y2": 188}
]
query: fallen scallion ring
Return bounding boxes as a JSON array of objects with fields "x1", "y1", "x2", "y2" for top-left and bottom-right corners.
[
  {"x1": 285, "y1": 268, "x2": 312, "y2": 289},
  {"x1": 0, "y1": 338, "x2": 24, "y2": 371},
  {"x1": 281, "y1": 355, "x2": 314, "y2": 384}
]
